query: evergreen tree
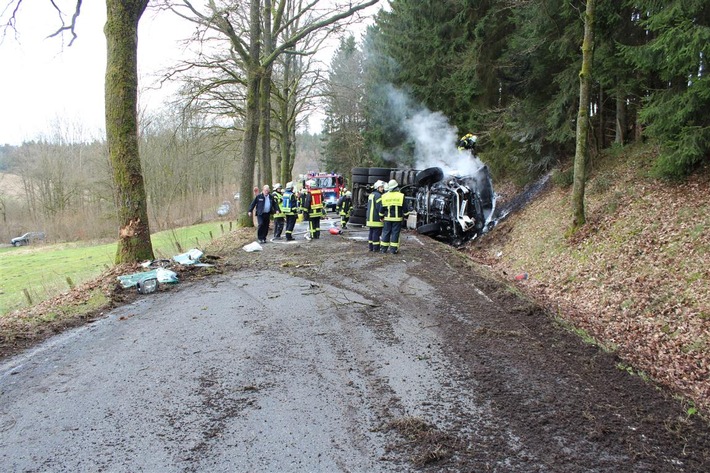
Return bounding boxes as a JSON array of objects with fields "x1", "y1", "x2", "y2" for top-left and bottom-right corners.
[
  {"x1": 321, "y1": 36, "x2": 370, "y2": 174},
  {"x1": 622, "y1": 0, "x2": 710, "y2": 178}
]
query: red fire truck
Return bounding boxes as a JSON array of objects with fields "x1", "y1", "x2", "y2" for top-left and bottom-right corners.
[{"x1": 302, "y1": 171, "x2": 346, "y2": 211}]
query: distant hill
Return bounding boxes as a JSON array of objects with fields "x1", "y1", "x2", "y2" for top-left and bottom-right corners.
[{"x1": 0, "y1": 172, "x2": 25, "y2": 198}]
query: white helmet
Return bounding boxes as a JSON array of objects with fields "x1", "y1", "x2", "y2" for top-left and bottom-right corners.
[
  {"x1": 374, "y1": 180, "x2": 385, "y2": 190},
  {"x1": 387, "y1": 179, "x2": 398, "y2": 191},
  {"x1": 286, "y1": 181, "x2": 294, "y2": 189},
  {"x1": 273, "y1": 183, "x2": 282, "y2": 190},
  {"x1": 345, "y1": 191, "x2": 352, "y2": 197}
]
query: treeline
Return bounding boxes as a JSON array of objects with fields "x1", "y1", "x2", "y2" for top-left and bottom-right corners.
[
  {"x1": 0, "y1": 115, "x2": 239, "y2": 243},
  {"x1": 320, "y1": 0, "x2": 709, "y2": 182},
  {"x1": 0, "y1": 113, "x2": 324, "y2": 244}
]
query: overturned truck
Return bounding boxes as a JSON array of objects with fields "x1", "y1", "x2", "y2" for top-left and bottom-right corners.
[{"x1": 349, "y1": 165, "x2": 496, "y2": 246}]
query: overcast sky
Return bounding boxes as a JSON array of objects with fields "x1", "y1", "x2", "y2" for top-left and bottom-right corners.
[
  {"x1": 0, "y1": 1, "x2": 378, "y2": 147},
  {"x1": 0, "y1": 2, "x2": 201, "y2": 146}
]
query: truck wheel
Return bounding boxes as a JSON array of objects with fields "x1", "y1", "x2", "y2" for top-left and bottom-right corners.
[
  {"x1": 416, "y1": 222, "x2": 440, "y2": 235},
  {"x1": 352, "y1": 174, "x2": 370, "y2": 184},
  {"x1": 415, "y1": 167, "x2": 444, "y2": 187}
]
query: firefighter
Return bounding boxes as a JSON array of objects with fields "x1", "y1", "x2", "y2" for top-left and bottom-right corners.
[
  {"x1": 337, "y1": 191, "x2": 353, "y2": 229},
  {"x1": 302, "y1": 180, "x2": 325, "y2": 240},
  {"x1": 366, "y1": 180, "x2": 386, "y2": 252},
  {"x1": 457, "y1": 133, "x2": 478, "y2": 154},
  {"x1": 281, "y1": 182, "x2": 298, "y2": 241},
  {"x1": 379, "y1": 179, "x2": 409, "y2": 254},
  {"x1": 271, "y1": 183, "x2": 285, "y2": 240}
]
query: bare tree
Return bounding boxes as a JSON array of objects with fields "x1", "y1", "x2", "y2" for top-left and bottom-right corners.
[
  {"x1": 106, "y1": 0, "x2": 154, "y2": 263},
  {"x1": 168, "y1": 0, "x2": 380, "y2": 226},
  {"x1": 3, "y1": 0, "x2": 154, "y2": 262}
]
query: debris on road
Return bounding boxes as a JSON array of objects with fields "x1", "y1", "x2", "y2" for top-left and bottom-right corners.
[
  {"x1": 172, "y1": 248, "x2": 205, "y2": 266},
  {"x1": 243, "y1": 241, "x2": 263, "y2": 252},
  {"x1": 117, "y1": 268, "x2": 179, "y2": 289}
]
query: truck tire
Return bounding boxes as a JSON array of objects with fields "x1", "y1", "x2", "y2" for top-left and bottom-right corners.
[
  {"x1": 369, "y1": 168, "x2": 392, "y2": 180},
  {"x1": 416, "y1": 222, "x2": 441, "y2": 235},
  {"x1": 352, "y1": 174, "x2": 370, "y2": 184},
  {"x1": 415, "y1": 167, "x2": 444, "y2": 187}
]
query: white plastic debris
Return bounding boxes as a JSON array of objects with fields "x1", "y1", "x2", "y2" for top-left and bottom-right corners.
[
  {"x1": 173, "y1": 248, "x2": 204, "y2": 265},
  {"x1": 155, "y1": 268, "x2": 179, "y2": 283},
  {"x1": 243, "y1": 241, "x2": 263, "y2": 252}
]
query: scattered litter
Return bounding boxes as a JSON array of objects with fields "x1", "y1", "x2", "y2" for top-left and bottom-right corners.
[
  {"x1": 514, "y1": 273, "x2": 529, "y2": 281},
  {"x1": 243, "y1": 241, "x2": 263, "y2": 252},
  {"x1": 136, "y1": 278, "x2": 158, "y2": 294},
  {"x1": 140, "y1": 259, "x2": 172, "y2": 268},
  {"x1": 496, "y1": 251, "x2": 503, "y2": 258},
  {"x1": 117, "y1": 268, "x2": 179, "y2": 289},
  {"x1": 173, "y1": 248, "x2": 204, "y2": 265}
]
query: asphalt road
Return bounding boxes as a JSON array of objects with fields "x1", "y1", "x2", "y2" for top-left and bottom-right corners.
[
  {"x1": 0, "y1": 250, "x2": 453, "y2": 472},
  {"x1": 2, "y1": 222, "x2": 709, "y2": 472}
]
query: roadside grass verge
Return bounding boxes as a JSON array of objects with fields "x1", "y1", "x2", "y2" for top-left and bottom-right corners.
[
  {"x1": 0, "y1": 222, "x2": 234, "y2": 316},
  {"x1": 474, "y1": 143, "x2": 710, "y2": 412}
]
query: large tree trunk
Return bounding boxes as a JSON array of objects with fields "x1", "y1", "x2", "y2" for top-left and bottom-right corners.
[
  {"x1": 259, "y1": 0, "x2": 274, "y2": 188},
  {"x1": 259, "y1": 69, "x2": 273, "y2": 187},
  {"x1": 572, "y1": 0, "x2": 595, "y2": 230},
  {"x1": 237, "y1": 0, "x2": 262, "y2": 227},
  {"x1": 105, "y1": 0, "x2": 154, "y2": 263}
]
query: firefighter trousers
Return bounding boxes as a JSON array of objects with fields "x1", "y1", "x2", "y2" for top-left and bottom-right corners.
[{"x1": 380, "y1": 220, "x2": 402, "y2": 253}]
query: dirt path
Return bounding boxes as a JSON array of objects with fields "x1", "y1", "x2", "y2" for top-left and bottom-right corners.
[{"x1": 1, "y1": 220, "x2": 709, "y2": 472}]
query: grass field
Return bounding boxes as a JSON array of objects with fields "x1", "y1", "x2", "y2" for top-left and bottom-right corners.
[{"x1": 0, "y1": 222, "x2": 235, "y2": 315}]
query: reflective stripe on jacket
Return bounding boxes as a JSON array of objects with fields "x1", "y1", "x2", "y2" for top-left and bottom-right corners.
[
  {"x1": 272, "y1": 191, "x2": 285, "y2": 218},
  {"x1": 380, "y1": 190, "x2": 406, "y2": 222},
  {"x1": 366, "y1": 190, "x2": 383, "y2": 227},
  {"x1": 337, "y1": 196, "x2": 352, "y2": 216},
  {"x1": 309, "y1": 189, "x2": 324, "y2": 211},
  {"x1": 280, "y1": 191, "x2": 297, "y2": 215}
]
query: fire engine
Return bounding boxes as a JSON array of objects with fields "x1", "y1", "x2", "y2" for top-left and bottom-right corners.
[{"x1": 302, "y1": 171, "x2": 346, "y2": 211}]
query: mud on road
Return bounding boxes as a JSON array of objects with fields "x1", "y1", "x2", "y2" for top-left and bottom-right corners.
[{"x1": 1, "y1": 220, "x2": 709, "y2": 472}]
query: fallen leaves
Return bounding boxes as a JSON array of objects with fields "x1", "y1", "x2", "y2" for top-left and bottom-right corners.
[{"x1": 474, "y1": 157, "x2": 710, "y2": 412}]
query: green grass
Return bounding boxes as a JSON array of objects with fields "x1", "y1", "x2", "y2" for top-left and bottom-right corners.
[{"x1": 0, "y1": 222, "x2": 231, "y2": 315}]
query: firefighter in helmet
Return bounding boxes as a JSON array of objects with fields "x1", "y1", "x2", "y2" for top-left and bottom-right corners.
[
  {"x1": 379, "y1": 179, "x2": 410, "y2": 254},
  {"x1": 302, "y1": 179, "x2": 325, "y2": 239},
  {"x1": 457, "y1": 133, "x2": 478, "y2": 154},
  {"x1": 337, "y1": 191, "x2": 353, "y2": 229},
  {"x1": 271, "y1": 183, "x2": 285, "y2": 240},
  {"x1": 281, "y1": 182, "x2": 298, "y2": 241},
  {"x1": 366, "y1": 180, "x2": 386, "y2": 252}
]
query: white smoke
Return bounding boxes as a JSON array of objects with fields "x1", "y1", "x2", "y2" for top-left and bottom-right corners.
[{"x1": 385, "y1": 85, "x2": 484, "y2": 177}]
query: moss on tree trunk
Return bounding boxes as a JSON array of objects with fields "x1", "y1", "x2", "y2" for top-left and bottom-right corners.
[
  {"x1": 105, "y1": 0, "x2": 154, "y2": 263},
  {"x1": 572, "y1": 0, "x2": 595, "y2": 230}
]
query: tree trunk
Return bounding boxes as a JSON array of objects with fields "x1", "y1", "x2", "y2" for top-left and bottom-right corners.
[
  {"x1": 615, "y1": 92, "x2": 626, "y2": 144},
  {"x1": 105, "y1": 0, "x2": 154, "y2": 263},
  {"x1": 237, "y1": 0, "x2": 262, "y2": 228},
  {"x1": 260, "y1": 0, "x2": 274, "y2": 188},
  {"x1": 259, "y1": 69, "x2": 273, "y2": 187},
  {"x1": 572, "y1": 0, "x2": 595, "y2": 230}
]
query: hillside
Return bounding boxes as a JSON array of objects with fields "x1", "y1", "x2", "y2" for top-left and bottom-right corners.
[{"x1": 471, "y1": 145, "x2": 710, "y2": 412}]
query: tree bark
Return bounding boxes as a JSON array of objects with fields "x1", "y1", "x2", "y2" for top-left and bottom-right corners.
[
  {"x1": 237, "y1": 0, "x2": 262, "y2": 227},
  {"x1": 259, "y1": 0, "x2": 274, "y2": 188},
  {"x1": 572, "y1": 0, "x2": 595, "y2": 230},
  {"x1": 615, "y1": 92, "x2": 626, "y2": 144},
  {"x1": 105, "y1": 0, "x2": 153, "y2": 263}
]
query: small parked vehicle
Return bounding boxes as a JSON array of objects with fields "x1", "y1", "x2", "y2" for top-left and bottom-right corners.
[{"x1": 11, "y1": 231, "x2": 46, "y2": 246}]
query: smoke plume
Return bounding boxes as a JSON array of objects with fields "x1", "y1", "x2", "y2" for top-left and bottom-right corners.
[{"x1": 383, "y1": 85, "x2": 483, "y2": 176}]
